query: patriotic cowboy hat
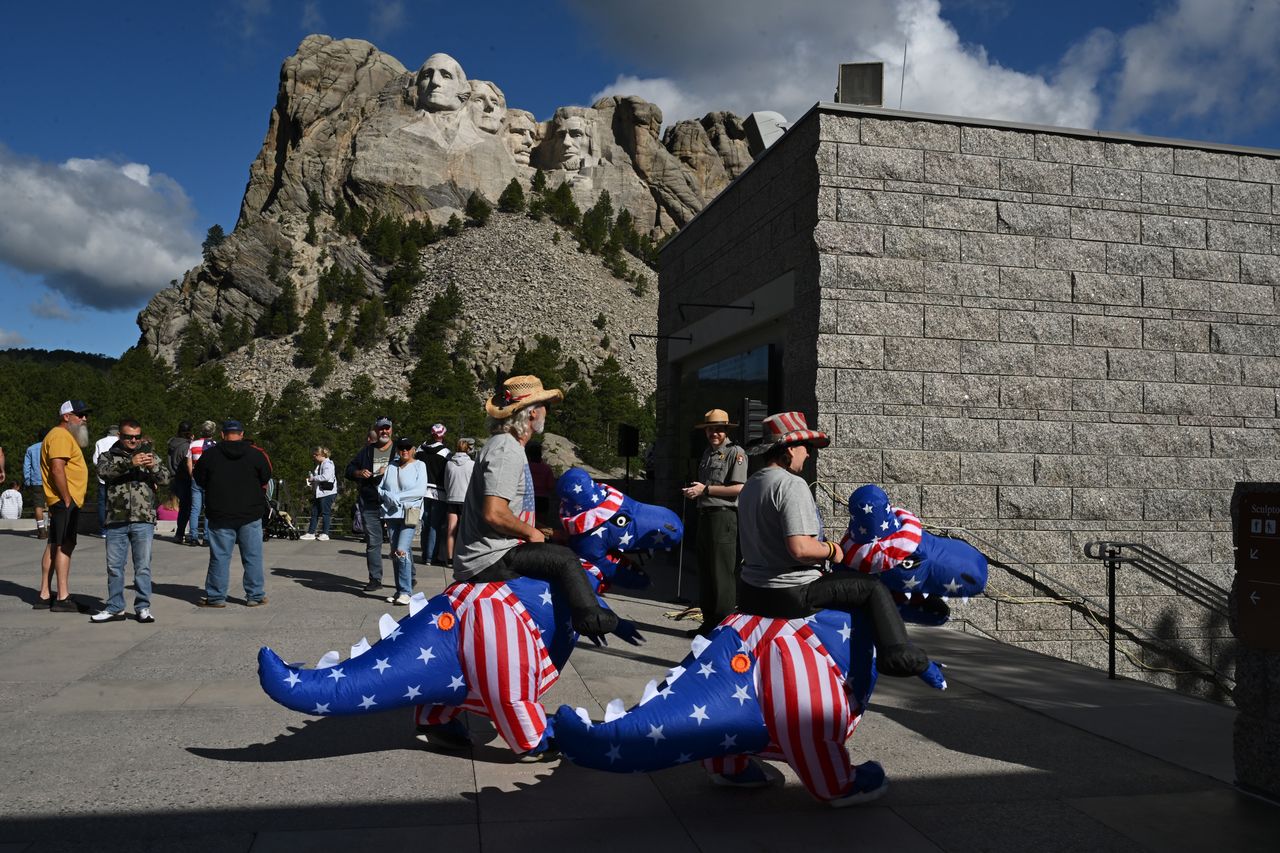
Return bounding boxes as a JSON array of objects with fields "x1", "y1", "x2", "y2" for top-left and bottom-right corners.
[
  {"x1": 694, "y1": 408, "x2": 738, "y2": 429},
  {"x1": 485, "y1": 374, "x2": 565, "y2": 419},
  {"x1": 746, "y1": 411, "x2": 830, "y2": 456}
]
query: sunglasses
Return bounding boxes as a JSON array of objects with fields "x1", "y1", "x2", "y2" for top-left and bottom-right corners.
[{"x1": 120, "y1": 434, "x2": 143, "y2": 441}]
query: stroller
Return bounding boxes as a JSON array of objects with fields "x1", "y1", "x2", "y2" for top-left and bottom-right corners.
[{"x1": 263, "y1": 478, "x2": 302, "y2": 541}]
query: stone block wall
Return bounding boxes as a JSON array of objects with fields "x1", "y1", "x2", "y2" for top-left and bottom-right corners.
[
  {"x1": 655, "y1": 116, "x2": 823, "y2": 501},
  {"x1": 812, "y1": 108, "x2": 1280, "y2": 697}
]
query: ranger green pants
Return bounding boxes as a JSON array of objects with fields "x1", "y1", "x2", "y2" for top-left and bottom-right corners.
[{"x1": 695, "y1": 508, "x2": 738, "y2": 631}]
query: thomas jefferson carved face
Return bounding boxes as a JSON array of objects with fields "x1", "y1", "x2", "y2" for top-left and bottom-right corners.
[
  {"x1": 468, "y1": 81, "x2": 507, "y2": 134},
  {"x1": 415, "y1": 53, "x2": 468, "y2": 112},
  {"x1": 504, "y1": 111, "x2": 538, "y2": 164}
]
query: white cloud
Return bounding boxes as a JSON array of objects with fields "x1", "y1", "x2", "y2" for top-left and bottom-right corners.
[
  {"x1": 0, "y1": 147, "x2": 202, "y2": 311},
  {"x1": 300, "y1": 0, "x2": 325, "y2": 32},
  {"x1": 0, "y1": 329, "x2": 29, "y2": 348},
  {"x1": 30, "y1": 293, "x2": 73, "y2": 321},
  {"x1": 369, "y1": 0, "x2": 406, "y2": 38},
  {"x1": 1108, "y1": 0, "x2": 1280, "y2": 134},
  {"x1": 581, "y1": 0, "x2": 1104, "y2": 130}
]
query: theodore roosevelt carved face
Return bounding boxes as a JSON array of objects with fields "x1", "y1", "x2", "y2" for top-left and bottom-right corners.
[{"x1": 415, "y1": 53, "x2": 468, "y2": 112}]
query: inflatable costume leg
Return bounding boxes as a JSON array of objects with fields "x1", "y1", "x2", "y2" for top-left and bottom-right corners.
[
  {"x1": 758, "y1": 633, "x2": 855, "y2": 801},
  {"x1": 459, "y1": 596, "x2": 548, "y2": 752}
]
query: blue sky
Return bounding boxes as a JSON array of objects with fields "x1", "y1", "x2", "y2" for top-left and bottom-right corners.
[{"x1": 3, "y1": 0, "x2": 1279, "y2": 357}]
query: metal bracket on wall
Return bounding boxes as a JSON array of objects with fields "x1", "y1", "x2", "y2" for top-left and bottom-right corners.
[
  {"x1": 676, "y1": 302, "x2": 755, "y2": 322},
  {"x1": 628, "y1": 333, "x2": 693, "y2": 350}
]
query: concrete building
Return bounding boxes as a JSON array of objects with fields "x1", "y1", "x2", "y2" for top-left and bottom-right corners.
[{"x1": 655, "y1": 103, "x2": 1280, "y2": 697}]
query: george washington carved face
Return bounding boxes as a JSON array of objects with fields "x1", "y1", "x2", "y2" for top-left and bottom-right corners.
[{"x1": 415, "y1": 53, "x2": 468, "y2": 112}]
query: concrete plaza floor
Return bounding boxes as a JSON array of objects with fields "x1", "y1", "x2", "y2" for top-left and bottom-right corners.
[{"x1": 0, "y1": 526, "x2": 1276, "y2": 852}]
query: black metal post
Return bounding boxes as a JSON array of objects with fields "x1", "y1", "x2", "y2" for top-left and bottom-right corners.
[{"x1": 1106, "y1": 545, "x2": 1118, "y2": 680}]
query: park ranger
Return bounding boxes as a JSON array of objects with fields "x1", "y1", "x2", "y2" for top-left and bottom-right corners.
[{"x1": 681, "y1": 408, "x2": 748, "y2": 637}]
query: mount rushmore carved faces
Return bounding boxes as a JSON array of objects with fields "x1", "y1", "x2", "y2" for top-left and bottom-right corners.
[
  {"x1": 415, "y1": 53, "x2": 469, "y2": 113},
  {"x1": 468, "y1": 80, "x2": 506, "y2": 135},
  {"x1": 548, "y1": 108, "x2": 599, "y2": 173},
  {"x1": 503, "y1": 109, "x2": 539, "y2": 165}
]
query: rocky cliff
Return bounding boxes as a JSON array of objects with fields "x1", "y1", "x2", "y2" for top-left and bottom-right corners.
[{"x1": 136, "y1": 35, "x2": 753, "y2": 401}]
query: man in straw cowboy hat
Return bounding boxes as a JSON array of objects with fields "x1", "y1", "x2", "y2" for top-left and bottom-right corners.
[
  {"x1": 681, "y1": 408, "x2": 748, "y2": 637},
  {"x1": 415, "y1": 375, "x2": 637, "y2": 757},
  {"x1": 700, "y1": 410, "x2": 941, "y2": 801}
]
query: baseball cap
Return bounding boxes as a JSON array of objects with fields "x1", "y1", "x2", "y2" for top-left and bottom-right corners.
[
  {"x1": 222, "y1": 419, "x2": 244, "y2": 433},
  {"x1": 395, "y1": 437, "x2": 417, "y2": 451},
  {"x1": 59, "y1": 400, "x2": 92, "y2": 416},
  {"x1": 431, "y1": 423, "x2": 447, "y2": 438},
  {"x1": 374, "y1": 416, "x2": 393, "y2": 429}
]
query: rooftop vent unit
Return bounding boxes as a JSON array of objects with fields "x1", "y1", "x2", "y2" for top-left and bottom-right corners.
[
  {"x1": 744, "y1": 111, "x2": 790, "y2": 160},
  {"x1": 836, "y1": 62, "x2": 884, "y2": 107}
]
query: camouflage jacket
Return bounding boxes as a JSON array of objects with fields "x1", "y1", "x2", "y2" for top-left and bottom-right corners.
[{"x1": 97, "y1": 442, "x2": 170, "y2": 525}]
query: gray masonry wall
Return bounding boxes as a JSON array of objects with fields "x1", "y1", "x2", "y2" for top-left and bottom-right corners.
[
  {"x1": 660, "y1": 104, "x2": 1280, "y2": 700},
  {"x1": 656, "y1": 116, "x2": 822, "y2": 499}
]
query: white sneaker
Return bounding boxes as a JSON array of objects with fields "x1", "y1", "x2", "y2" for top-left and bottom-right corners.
[
  {"x1": 387, "y1": 593, "x2": 411, "y2": 605},
  {"x1": 136, "y1": 608, "x2": 155, "y2": 623},
  {"x1": 90, "y1": 610, "x2": 126, "y2": 623},
  {"x1": 299, "y1": 533, "x2": 316, "y2": 541},
  {"x1": 316, "y1": 534, "x2": 330, "y2": 541}
]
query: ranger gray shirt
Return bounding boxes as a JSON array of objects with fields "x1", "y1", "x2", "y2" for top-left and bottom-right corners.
[
  {"x1": 738, "y1": 466, "x2": 825, "y2": 589},
  {"x1": 696, "y1": 441, "x2": 747, "y2": 509},
  {"x1": 453, "y1": 432, "x2": 534, "y2": 580}
]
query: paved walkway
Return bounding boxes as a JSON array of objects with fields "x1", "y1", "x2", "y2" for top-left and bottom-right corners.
[{"x1": 0, "y1": 528, "x2": 1276, "y2": 852}]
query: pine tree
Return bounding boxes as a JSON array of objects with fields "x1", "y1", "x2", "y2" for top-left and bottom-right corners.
[
  {"x1": 201, "y1": 225, "x2": 226, "y2": 261},
  {"x1": 443, "y1": 213, "x2": 464, "y2": 236},
  {"x1": 580, "y1": 190, "x2": 614, "y2": 254},
  {"x1": 353, "y1": 298, "x2": 386, "y2": 347},
  {"x1": 295, "y1": 299, "x2": 328, "y2": 367},
  {"x1": 497, "y1": 178, "x2": 526, "y2": 213},
  {"x1": 175, "y1": 318, "x2": 211, "y2": 372},
  {"x1": 465, "y1": 191, "x2": 492, "y2": 226},
  {"x1": 531, "y1": 169, "x2": 547, "y2": 194}
]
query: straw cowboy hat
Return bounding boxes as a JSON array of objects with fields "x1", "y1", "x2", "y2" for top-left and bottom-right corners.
[
  {"x1": 694, "y1": 408, "x2": 738, "y2": 429},
  {"x1": 485, "y1": 374, "x2": 565, "y2": 419},
  {"x1": 746, "y1": 411, "x2": 831, "y2": 455}
]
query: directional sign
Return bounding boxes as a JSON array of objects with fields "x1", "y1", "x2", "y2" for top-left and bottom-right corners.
[
  {"x1": 1231, "y1": 484, "x2": 1280, "y2": 575},
  {"x1": 1235, "y1": 577, "x2": 1280, "y2": 651}
]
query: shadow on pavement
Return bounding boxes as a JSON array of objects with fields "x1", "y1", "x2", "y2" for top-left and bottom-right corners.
[
  {"x1": 151, "y1": 581, "x2": 208, "y2": 605},
  {"x1": 271, "y1": 566, "x2": 370, "y2": 597}
]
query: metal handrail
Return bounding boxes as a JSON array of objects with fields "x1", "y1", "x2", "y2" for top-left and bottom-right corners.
[
  {"x1": 804, "y1": 485, "x2": 1233, "y2": 688},
  {"x1": 929, "y1": 525, "x2": 1233, "y2": 688}
]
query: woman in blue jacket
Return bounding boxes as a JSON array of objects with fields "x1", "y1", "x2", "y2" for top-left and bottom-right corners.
[{"x1": 377, "y1": 437, "x2": 427, "y2": 604}]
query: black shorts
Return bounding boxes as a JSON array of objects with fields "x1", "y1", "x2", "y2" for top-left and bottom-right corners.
[
  {"x1": 48, "y1": 502, "x2": 79, "y2": 548},
  {"x1": 26, "y1": 486, "x2": 46, "y2": 509}
]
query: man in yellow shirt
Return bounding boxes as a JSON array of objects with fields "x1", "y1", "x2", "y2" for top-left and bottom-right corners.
[{"x1": 38, "y1": 400, "x2": 92, "y2": 612}]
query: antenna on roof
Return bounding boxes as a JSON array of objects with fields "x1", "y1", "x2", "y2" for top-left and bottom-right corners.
[{"x1": 899, "y1": 23, "x2": 910, "y2": 109}]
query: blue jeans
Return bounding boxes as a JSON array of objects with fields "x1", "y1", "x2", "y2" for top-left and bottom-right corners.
[
  {"x1": 421, "y1": 499, "x2": 448, "y2": 563},
  {"x1": 189, "y1": 482, "x2": 209, "y2": 541},
  {"x1": 361, "y1": 507, "x2": 384, "y2": 583},
  {"x1": 104, "y1": 522, "x2": 154, "y2": 612},
  {"x1": 204, "y1": 519, "x2": 265, "y2": 604},
  {"x1": 97, "y1": 482, "x2": 107, "y2": 531},
  {"x1": 173, "y1": 477, "x2": 192, "y2": 540},
  {"x1": 387, "y1": 519, "x2": 416, "y2": 596},
  {"x1": 307, "y1": 493, "x2": 336, "y2": 535}
]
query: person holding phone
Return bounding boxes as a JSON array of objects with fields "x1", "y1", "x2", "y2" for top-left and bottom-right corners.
[{"x1": 91, "y1": 419, "x2": 169, "y2": 624}]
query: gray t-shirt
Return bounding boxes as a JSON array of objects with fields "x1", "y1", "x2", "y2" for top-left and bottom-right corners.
[
  {"x1": 453, "y1": 432, "x2": 534, "y2": 579},
  {"x1": 738, "y1": 466, "x2": 825, "y2": 589}
]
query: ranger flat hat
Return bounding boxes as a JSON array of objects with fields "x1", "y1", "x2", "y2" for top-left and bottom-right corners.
[
  {"x1": 485, "y1": 375, "x2": 564, "y2": 419},
  {"x1": 746, "y1": 411, "x2": 830, "y2": 455},
  {"x1": 694, "y1": 408, "x2": 738, "y2": 429}
]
